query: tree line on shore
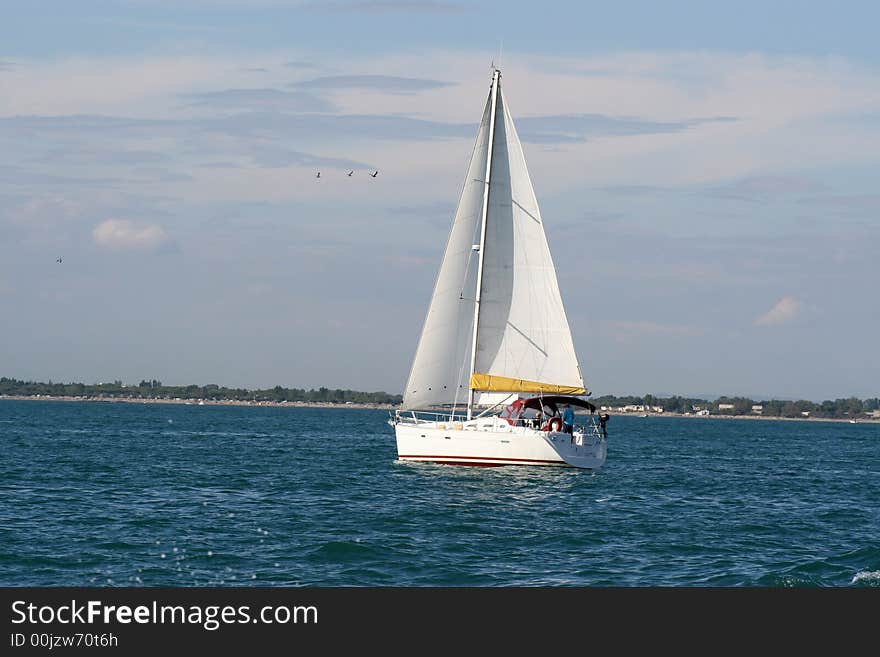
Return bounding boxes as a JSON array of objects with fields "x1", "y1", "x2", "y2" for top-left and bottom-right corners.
[
  {"x1": 0, "y1": 378, "x2": 402, "y2": 405},
  {"x1": 2, "y1": 378, "x2": 878, "y2": 418},
  {"x1": 591, "y1": 394, "x2": 880, "y2": 419}
]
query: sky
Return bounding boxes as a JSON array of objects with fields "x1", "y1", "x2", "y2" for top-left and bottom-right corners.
[{"x1": 1, "y1": 1, "x2": 878, "y2": 401}]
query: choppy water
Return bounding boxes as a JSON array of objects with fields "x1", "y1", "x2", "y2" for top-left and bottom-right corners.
[{"x1": 1, "y1": 400, "x2": 878, "y2": 586}]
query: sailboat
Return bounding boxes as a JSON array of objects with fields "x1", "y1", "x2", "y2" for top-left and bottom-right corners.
[{"x1": 390, "y1": 68, "x2": 608, "y2": 469}]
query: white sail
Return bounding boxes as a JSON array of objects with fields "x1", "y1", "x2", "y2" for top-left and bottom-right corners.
[
  {"x1": 471, "y1": 85, "x2": 585, "y2": 394},
  {"x1": 401, "y1": 91, "x2": 492, "y2": 410},
  {"x1": 393, "y1": 70, "x2": 606, "y2": 471},
  {"x1": 402, "y1": 71, "x2": 585, "y2": 412}
]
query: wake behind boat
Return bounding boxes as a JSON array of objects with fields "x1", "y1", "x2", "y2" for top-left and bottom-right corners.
[{"x1": 389, "y1": 68, "x2": 608, "y2": 470}]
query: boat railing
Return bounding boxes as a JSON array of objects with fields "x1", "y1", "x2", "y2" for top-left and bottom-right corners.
[
  {"x1": 396, "y1": 412, "x2": 531, "y2": 428},
  {"x1": 391, "y1": 411, "x2": 546, "y2": 430},
  {"x1": 392, "y1": 409, "x2": 470, "y2": 425},
  {"x1": 392, "y1": 410, "x2": 550, "y2": 429},
  {"x1": 577, "y1": 416, "x2": 606, "y2": 441},
  {"x1": 392, "y1": 409, "x2": 608, "y2": 437}
]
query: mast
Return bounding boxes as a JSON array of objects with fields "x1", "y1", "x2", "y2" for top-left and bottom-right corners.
[{"x1": 467, "y1": 68, "x2": 500, "y2": 420}]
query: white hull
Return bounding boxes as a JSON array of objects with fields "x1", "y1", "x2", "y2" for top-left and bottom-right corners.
[{"x1": 393, "y1": 417, "x2": 606, "y2": 470}]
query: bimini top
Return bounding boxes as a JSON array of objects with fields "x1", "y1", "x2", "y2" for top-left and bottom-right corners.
[
  {"x1": 500, "y1": 395, "x2": 596, "y2": 424},
  {"x1": 518, "y1": 395, "x2": 596, "y2": 414}
]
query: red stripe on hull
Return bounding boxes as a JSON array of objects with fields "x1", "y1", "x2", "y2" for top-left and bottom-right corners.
[
  {"x1": 398, "y1": 454, "x2": 565, "y2": 466},
  {"x1": 432, "y1": 461, "x2": 507, "y2": 467}
]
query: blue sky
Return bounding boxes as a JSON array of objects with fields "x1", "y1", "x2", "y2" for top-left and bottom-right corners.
[{"x1": 2, "y1": 1, "x2": 878, "y2": 400}]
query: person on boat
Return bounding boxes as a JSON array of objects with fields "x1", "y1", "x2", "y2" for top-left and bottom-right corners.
[
  {"x1": 562, "y1": 403, "x2": 575, "y2": 435},
  {"x1": 533, "y1": 410, "x2": 542, "y2": 429},
  {"x1": 598, "y1": 412, "x2": 609, "y2": 439}
]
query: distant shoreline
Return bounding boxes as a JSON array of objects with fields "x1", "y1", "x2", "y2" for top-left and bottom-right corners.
[
  {"x1": 634, "y1": 411, "x2": 880, "y2": 424},
  {"x1": 0, "y1": 394, "x2": 396, "y2": 410},
  {"x1": 2, "y1": 394, "x2": 877, "y2": 423}
]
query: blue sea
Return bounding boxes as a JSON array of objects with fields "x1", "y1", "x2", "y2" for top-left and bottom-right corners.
[{"x1": 1, "y1": 399, "x2": 878, "y2": 587}]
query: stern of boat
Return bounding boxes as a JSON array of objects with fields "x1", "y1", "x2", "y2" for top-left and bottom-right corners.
[
  {"x1": 542, "y1": 416, "x2": 607, "y2": 470},
  {"x1": 543, "y1": 432, "x2": 606, "y2": 469}
]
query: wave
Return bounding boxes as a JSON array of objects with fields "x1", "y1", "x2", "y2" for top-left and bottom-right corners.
[{"x1": 851, "y1": 570, "x2": 880, "y2": 585}]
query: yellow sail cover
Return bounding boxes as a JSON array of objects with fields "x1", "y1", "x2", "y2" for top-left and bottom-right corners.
[{"x1": 470, "y1": 373, "x2": 585, "y2": 395}]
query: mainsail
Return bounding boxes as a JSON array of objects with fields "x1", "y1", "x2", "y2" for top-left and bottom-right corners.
[{"x1": 402, "y1": 70, "x2": 584, "y2": 411}]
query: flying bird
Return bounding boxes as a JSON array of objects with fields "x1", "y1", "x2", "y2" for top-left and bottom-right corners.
[
  {"x1": 56, "y1": 257, "x2": 62, "y2": 263},
  {"x1": 347, "y1": 170, "x2": 353, "y2": 177},
  {"x1": 370, "y1": 170, "x2": 379, "y2": 178}
]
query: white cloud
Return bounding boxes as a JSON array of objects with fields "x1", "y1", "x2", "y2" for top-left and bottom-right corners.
[
  {"x1": 293, "y1": 74, "x2": 451, "y2": 93},
  {"x1": 0, "y1": 53, "x2": 308, "y2": 119},
  {"x1": 92, "y1": 219, "x2": 171, "y2": 251},
  {"x1": 755, "y1": 296, "x2": 801, "y2": 326},
  {"x1": 3, "y1": 48, "x2": 880, "y2": 198},
  {"x1": 312, "y1": 1, "x2": 462, "y2": 11},
  {"x1": 601, "y1": 320, "x2": 702, "y2": 345}
]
